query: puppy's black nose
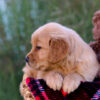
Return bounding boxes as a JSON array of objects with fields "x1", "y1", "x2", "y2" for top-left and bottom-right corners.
[{"x1": 25, "y1": 57, "x2": 29, "y2": 62}]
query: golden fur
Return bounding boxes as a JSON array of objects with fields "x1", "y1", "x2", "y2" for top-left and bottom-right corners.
[{"x1": 20, "y1": 22, "x2": 100, "y2": 100}]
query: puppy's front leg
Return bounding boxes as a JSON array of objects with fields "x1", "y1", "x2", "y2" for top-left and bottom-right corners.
[
  {"x1": 63, "y1": 73, "x2": 84, "y2": 93},
  {"x1": 43, "y1": 72, "x2": 63, "y2": 91}
]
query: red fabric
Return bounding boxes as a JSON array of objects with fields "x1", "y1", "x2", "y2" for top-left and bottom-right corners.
[{"x1": 26, "y1": 78, "x2": 100, "y2": 100}]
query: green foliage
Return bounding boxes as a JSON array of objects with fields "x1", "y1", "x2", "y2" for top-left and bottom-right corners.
[{"x1": 0, "y1": 0, "x2": 100, "y2": 100}]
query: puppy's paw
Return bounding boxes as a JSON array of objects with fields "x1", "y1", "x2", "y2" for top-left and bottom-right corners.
[
  {"x1": 63, "y1": 73, "x2": 82, "y2": 93},
  {"x1": 45, "y1": 72, "x2": 63, "y2": 91}
]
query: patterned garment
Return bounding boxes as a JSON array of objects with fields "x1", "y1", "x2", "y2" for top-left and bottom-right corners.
[
  {"x1": 26, "y1": 78, "x2": 100, "y2": 100},
  {"x1": 91, "y1": 89, "x2": 100, "y2": 100}
]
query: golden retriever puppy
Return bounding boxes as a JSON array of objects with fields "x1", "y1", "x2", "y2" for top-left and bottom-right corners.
[{"x1": 20, "y1": 22, "x2": 99, "y2": 98}]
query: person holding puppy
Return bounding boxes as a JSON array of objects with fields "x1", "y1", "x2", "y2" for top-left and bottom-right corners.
[{"x1": 20, "y1": 12, "x2": 100, "y2": 100}]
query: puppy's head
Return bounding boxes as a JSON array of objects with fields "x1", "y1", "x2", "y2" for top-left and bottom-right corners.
[{"x1": 26, "y1": 23, "x2": 69, "y2": 70}]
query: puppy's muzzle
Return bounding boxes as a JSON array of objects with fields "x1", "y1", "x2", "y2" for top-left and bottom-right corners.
[{"x1": 25, "y1": 57, "x2": 29, "y2": 63}]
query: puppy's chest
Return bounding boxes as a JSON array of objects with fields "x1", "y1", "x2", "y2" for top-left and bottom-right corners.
[
  {"x1": 36, "y1": 67, "x2": 76, "y2": 79},
  {"x1": 56, "y1": 68, "x2": 76, "y2": 76}
]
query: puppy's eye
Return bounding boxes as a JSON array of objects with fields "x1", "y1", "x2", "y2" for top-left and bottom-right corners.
[{"x1": 36, "y1": 46, "x2": 42, "y2": 50}]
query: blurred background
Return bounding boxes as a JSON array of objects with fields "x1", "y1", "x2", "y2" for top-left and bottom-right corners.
[{"x1": 0, "y1": 0, "x2": 100, "y2": 100}]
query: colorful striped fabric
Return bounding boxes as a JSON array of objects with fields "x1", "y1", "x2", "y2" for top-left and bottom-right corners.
[
  {"x1": 26, "y1": 78, "x2": 100, "y2": 100},
  {"x1": 91, "y1": 89, "x2": 100, "y2": 100}
]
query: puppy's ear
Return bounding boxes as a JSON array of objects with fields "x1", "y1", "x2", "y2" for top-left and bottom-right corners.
[{"x1": 48, "y1": 37, "x2": 69, "y2": 63}]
